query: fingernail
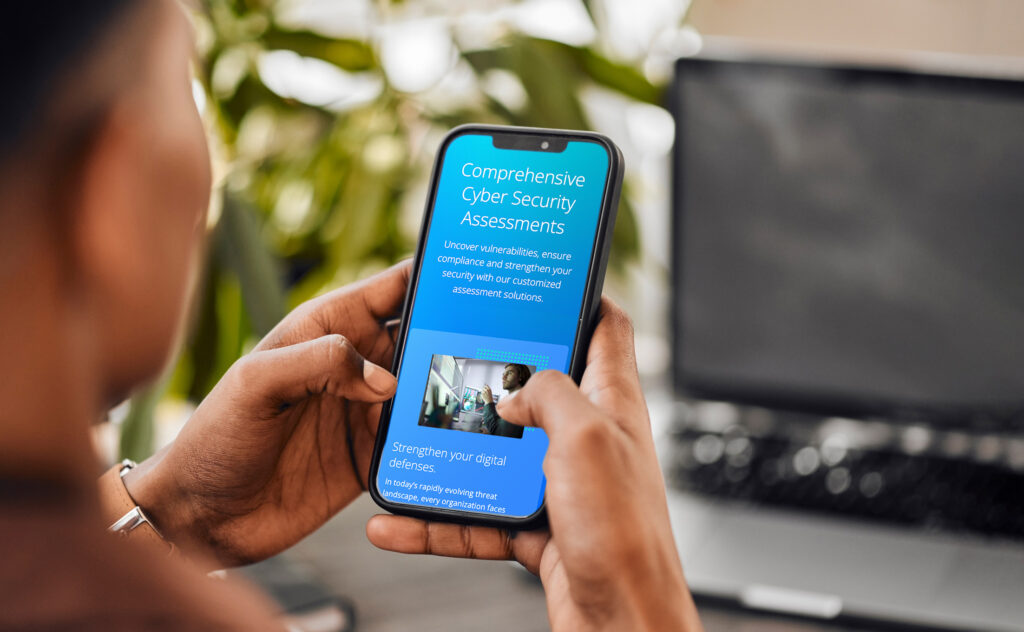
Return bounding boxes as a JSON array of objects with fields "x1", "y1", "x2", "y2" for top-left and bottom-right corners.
[{"x1": 364, "y1": 361, "x2": 396, "y2": 394}]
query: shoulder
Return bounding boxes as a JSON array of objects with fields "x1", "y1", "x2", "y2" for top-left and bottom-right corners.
[{"x1": 0, "y1": 502, "x2": 282, "y2": 631}]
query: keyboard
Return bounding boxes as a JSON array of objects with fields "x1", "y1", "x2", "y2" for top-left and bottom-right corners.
[{"x1": 667, "y1": 420, "x2": 1024, "y2": 541}]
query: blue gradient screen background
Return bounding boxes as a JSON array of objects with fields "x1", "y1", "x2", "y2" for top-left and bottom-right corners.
[{"x1": 375, "y1": 133, "x2": 611, "y2": 518}]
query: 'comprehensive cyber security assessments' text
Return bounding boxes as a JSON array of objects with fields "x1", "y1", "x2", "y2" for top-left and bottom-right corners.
[{"x1": 458, "y1": 162, "x2": 589, "y2": 235}]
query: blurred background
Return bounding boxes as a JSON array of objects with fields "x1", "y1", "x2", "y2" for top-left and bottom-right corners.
[
  {"x1": 95, "y1": 1, "x2": 1024, "y2": 631},
  {"x1": 107, "y1": 0, "x2": 1024, "y2": 461},
  {"x1": 108, "y1": 0, "x2": 690, "y2": 459}
]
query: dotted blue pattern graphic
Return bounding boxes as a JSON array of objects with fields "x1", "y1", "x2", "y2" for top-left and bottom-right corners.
[{"x1": 475, "y1": 349, "x2": 549, "y2": 370}]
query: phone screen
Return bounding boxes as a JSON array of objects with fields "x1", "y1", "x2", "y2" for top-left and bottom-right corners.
[{"x1": 374, "y1": 131, "x2": 612, "y2": 519}]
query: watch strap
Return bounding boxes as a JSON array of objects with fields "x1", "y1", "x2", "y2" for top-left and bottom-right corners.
[{"x1": 98, "y1": 461, "x2": 175, "y2": 555}]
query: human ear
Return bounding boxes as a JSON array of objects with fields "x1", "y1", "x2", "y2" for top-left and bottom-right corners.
[
  {"x1": 67, "y1": 99, "x2": 180, "y2": 395},
  {"x1": 71, "y1": 103, "x2": 147, "y2": 300}
]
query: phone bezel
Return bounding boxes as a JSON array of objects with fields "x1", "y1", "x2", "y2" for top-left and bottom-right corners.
[{"x1": 368, "y1": 124, "x2": 624, "y2": 529}]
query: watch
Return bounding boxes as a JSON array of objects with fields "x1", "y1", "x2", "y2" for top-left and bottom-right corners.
[{"x1": 99, "y1": 459, "x2": 175, "y2": 554}]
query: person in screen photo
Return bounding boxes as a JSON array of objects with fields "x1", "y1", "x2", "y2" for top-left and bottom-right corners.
[
  {"x1": 418, "y1": 355, "x2": 535, "y2": 436},
  {"x1": 481, "y1": 363, "x2": 532, "y2": 438}
]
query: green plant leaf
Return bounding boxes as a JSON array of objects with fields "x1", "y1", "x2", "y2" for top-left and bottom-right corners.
[
  {"x1": 218, "y1": 193, "x2": 287, "y2": 336},
  {"x1": 565, "y1": 45, "x2": 663, "y2": 105},
  {"x1": 262, "y1": 27, "x2": 376, "y2": 71},
  {"x1": 118, "y1": 381, "x2": 164, "y2": 462},
  {"x1": 465, "y1": 37, "x2": 662, "y2": 109}
]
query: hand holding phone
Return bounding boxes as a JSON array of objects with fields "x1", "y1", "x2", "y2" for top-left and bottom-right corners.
[
  {"x1": 369, "y1": 125, "x2": 623, "y2": 528},
  {"x1": 367, "y1": 300, "x2": 704, "y2": 632}
]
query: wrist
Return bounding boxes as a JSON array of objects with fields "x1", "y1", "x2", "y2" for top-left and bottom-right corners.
[
  {"x1": 612, "y1": 536, "x2": 701, "y2": 631},
  {"x1": 121, "y1": 446, "x2": 203, "y2": 556},
  {"x1": 620, "y1": 577, "x2": 701, "y2": 632},
  {"x1": 602, "y1": 579, "x2": 698, "y2": 632}
]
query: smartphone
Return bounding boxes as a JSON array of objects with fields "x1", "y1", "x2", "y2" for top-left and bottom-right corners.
[{"x1": 369, "y1": 124, "x2": 623, "y2": 528}]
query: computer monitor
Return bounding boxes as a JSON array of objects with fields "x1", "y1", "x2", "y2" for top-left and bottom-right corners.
[
  {"x1": 462, "y1": 387, "x2": 482, "y2": 412},
  {"x1": 671, "y1": 57, "x2": 1024, "y2": 428}
]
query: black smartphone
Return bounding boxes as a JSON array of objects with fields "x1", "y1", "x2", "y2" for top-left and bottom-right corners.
[{"x1": 369, "y1": 124, "x2": 623, "y2": 528}]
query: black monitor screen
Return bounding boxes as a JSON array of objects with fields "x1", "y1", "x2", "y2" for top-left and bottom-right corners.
[{"x1": 671, "y1": 58, "x2": 1024, "y2": 425}]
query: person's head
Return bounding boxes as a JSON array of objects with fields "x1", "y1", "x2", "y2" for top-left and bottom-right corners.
[
  {"x1": 1, "y1": 0, "x2": 210, "y2": 406},
  {"x1": 502, "y1": 363, "x2": 532, "y2": 391}
]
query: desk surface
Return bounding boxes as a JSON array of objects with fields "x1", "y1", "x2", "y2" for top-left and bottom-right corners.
[{"x1": 283, "y1": 496, "x2": 878, "y2": 632}]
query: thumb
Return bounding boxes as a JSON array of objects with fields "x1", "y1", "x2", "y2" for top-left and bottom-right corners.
[
  {"x1": 238, "y1": 334, "x2": 396, "y2": 405},
  {"x1": 495, "y1": 370, "x2": 595, "y2": 437}
]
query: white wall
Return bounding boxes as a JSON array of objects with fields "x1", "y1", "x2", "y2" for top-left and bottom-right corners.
[
  {"x1": 688, "y1": 0, "x2": 1024, "y2": 57},
  {"x1": 459, "y1": 359, "x2": 508, "y2": 399}
]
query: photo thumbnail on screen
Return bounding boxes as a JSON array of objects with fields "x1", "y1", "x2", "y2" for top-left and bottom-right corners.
[{"x1": 419, "y1": 354, "x2": 536, "y2": 439}]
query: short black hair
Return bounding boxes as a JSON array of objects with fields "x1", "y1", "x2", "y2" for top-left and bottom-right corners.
[{"x1": 1, "y1": 1, "x2": 137, "y2": 159}]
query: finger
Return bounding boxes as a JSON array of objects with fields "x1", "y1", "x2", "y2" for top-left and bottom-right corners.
[
  {"x1": 240, "y1": 334, "x2": 397, "y2": 404},
  {"x1": 255, "y1": 261, "x2": 412, "y2": 355},
  {"x1": 365, "y1": 514, "x2": 548, "y2": 575},
  {"x1": 578, "y1": 297, "x2": 648, "y2": 419},
  {"x1": 586, "y1": 297, "x2": 639, "y2": 385},
  {"x1": 495, "y1": 370, "x2": 596, "y2": 436}
]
